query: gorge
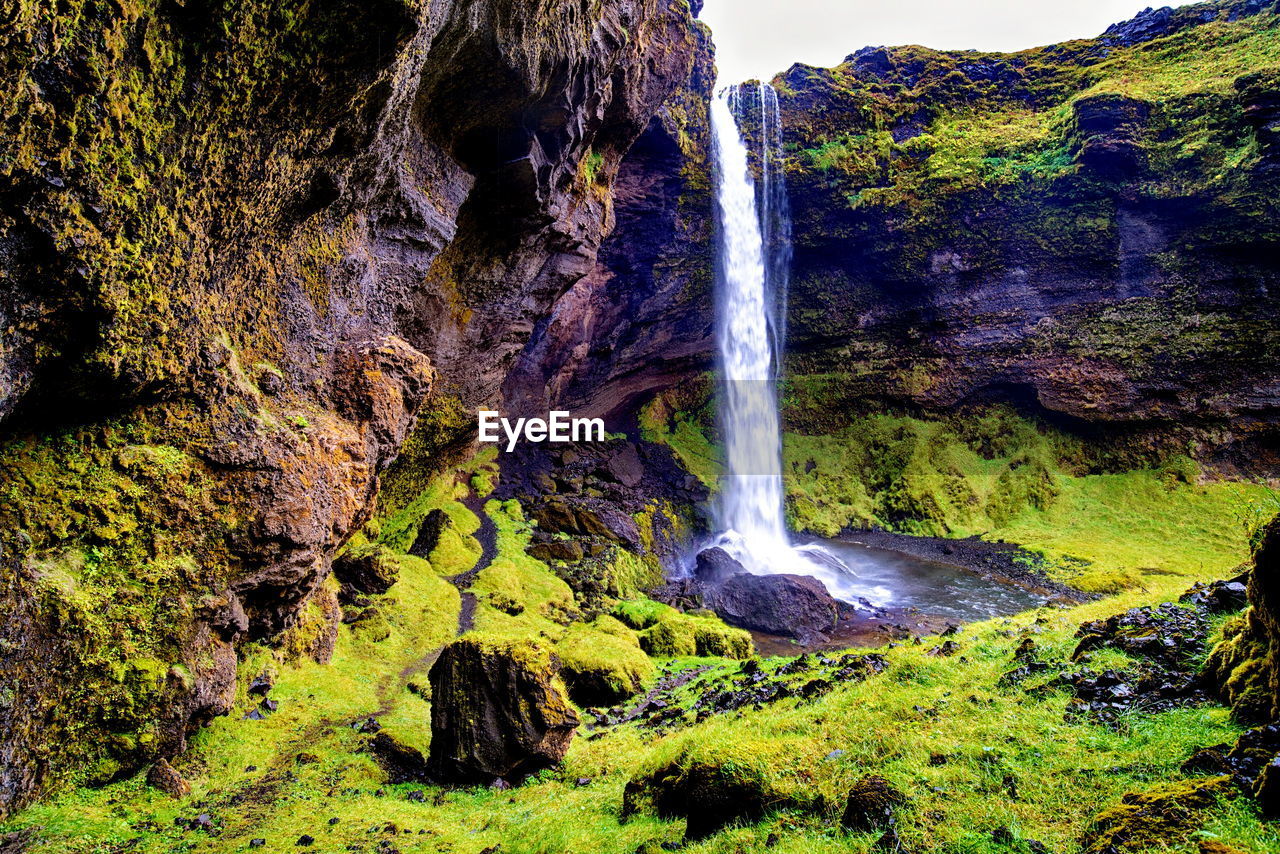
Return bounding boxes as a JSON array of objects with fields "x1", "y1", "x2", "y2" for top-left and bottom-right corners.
[{"x1": 1, "y1": 1, "x2": 1280, "y2": 852}]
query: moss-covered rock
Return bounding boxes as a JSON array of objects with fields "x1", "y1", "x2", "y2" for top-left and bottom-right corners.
[
  {"x1": 1205, "y1": 516, "x2": 1280, "y2": 722},
  {"x1": 426, "y1": 635, "x2": 579, "y2": 785},
  {"x1": 1082, "y1": 776, "x2": 1233, "y2": 853},
  {"x1": 556, "y1": 619, "x2": 654, "y2": 707}
]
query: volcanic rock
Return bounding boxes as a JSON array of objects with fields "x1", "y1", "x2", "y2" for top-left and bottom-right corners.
[
  {"x1": 693, "y1": 548, "x2": 746, "y2": 585},
  {"x1": 408, "y1": 509, "x2": 452, "y2": 559},
  {"x1": 369, "y1": 731, "x2": 430, "y2": 784},
  {"x1": 333, "y1": 544, "x2": 400, "y2": 597},
  {"x1": 146, "y1": 759, "x2": 191, "y2": 798},
  {"x1": 623, "y1": 759, "x2": 790, "y2": 841},
  {"x1": 426, "y1": 637, "x2": 579, "y2": 785},
  {"x1": 707, "y1": 573, "x2": 839, "y2": 640}
]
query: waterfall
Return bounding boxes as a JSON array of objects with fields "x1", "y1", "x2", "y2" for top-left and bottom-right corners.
[{"x1": 709, "y1": 84, "x2": 855, "y2": 596}]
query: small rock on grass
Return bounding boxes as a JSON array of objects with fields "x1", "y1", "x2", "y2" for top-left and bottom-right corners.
[{"x1": 145, "y1": 759, "x2": 191, "y2": 798}]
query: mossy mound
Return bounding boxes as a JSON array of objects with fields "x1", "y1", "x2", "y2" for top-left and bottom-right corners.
[
  {"x1": 613, "y1": 598, "x2": 752, "y2": 660},
  {"x1": 557, "y1": 619, "x2": 655, "y2": 707},
  {"x1": 623, "y1": 752, "x2": 798, "y2": 841},
  {"x1": 1082, "y1": 776, "x2": 1234, "y2": 853}
]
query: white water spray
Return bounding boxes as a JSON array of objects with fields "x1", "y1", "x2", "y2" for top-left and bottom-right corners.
[{"x1": 709, "y1": 85, "x2": 869, "y2": 602}]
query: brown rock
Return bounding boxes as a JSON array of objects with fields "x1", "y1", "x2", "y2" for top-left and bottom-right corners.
[
  {"x1": 426, "y1": 637, "x2": 578, "y2": 784},
  {"x1": 146, "y1": 759, "x2": 191, "y2": 798}
]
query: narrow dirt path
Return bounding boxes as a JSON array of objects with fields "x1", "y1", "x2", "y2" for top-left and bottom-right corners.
[{"x1": 452, "y1": 492, "x2": 498, "y2": 634}]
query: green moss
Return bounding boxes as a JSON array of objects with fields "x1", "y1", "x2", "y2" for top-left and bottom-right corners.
[{"x1": 557, "y1": 619, "x2": 655, "y2": 706}]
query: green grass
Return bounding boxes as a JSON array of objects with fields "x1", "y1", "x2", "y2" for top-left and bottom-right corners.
[{"x1": 4, "y1": 404, "x2": 1275, "y2": 853}]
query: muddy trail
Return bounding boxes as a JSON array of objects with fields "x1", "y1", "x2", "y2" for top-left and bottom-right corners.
[{"x1": 454, "y1": 492, "x2": 499, "y2": 633}]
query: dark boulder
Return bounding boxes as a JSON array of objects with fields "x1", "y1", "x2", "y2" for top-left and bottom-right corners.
[
  {"x1": 426, "y1": 637, "x2": 578, "y2": 785},
  {"x1": 623, "y1": 759, "x2": 789, "y2": 841},
  {"x1": 1181, "y1": 572, "x2": 1250, "y2": 613},
  {"x1": 841, "y1": 775, "x2": 906, "y2": 832},
  {"x1": 369, "y1": 731, "x2": 429, "y2": 784},
  {"x1": 598, "y1": 444, "x2": 645, "y2": 488},
  {"x1": 1255, "y1": 755, "x2": 1280, "y2": 818},
  {"x1": 332, "y1": 543, "x2": 399, "y2": 597},
  {"x1": 707, "y1": 573, "x2": 839, "y2": 640},
  {"x1": 408, "y1": 508, "x2": 451, "y2": 559},
  {"x1": 693, "y1": 547, "x2": 745, "y2": 585}
]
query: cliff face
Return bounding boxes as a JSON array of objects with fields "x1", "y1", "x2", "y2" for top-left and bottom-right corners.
[
  {"x1": 505, "y1": 15, "x2": 717, "y2": 421},
  {"x1": 773, "y1": 0, "x2": 1280, "y2": 464},
  {"x1": 523, "y1": 0, "x2": 1280, "y2": 469},
  {"x1": 0, "y1": 0, "x2": 697, "y2": 815}
]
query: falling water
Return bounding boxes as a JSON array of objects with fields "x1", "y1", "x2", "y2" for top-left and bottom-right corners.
[{"x1": 709, "y1": 84, "x2": 863, "y2": 600}]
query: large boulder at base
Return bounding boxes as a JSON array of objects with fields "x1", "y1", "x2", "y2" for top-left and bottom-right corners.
[
  {"x1": 427, "y1": 636, "x2": 579, "y2": 785},
  {"x1": 332, "y1": 543, "x2": 400, "y2": 597},
  {"x1": 708, "y1": 573, "x2": 839, "y2": 640},
  {"x1": 694, "y1": 547, "x2": 745, "y2": 585}
]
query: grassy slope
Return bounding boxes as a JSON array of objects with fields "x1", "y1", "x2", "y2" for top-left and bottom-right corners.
[{"x1": 2, "y1": 425, "x2": 1277, "y2": 852}]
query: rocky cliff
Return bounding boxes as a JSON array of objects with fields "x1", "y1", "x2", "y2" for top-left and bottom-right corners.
[
  {"x1": 0, "y1": 0, "x2": 698, "y2": 816},
  {"x1": 774, "y1": 0, "x2": 1280, "y2": 468},
  {"x1": 522, "y1": 0, "x2": 1280, "y2": 471}
]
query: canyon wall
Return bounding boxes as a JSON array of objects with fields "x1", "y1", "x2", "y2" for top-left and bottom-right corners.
[{"x1": 0, "y1": 0, "x2": 698, "y2": 815}]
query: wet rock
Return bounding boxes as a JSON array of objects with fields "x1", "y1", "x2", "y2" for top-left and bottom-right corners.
[
  {"x1": 693, "y1": 548, "x2": 745, "y2": 585},
  {"x1": 1254, "y1": 755, "x2": 1280, "y2": 819},
  {"x1": 145, "y1": 759, "x2": 191, "y2": 798},
  {"x1": 707, "y1": 573, "x2": 838, "y2": 641},
  {"x1": 370, "y1": 731, "x2": 429, "y2": 784},
  {"x1": 247, "y1": 673, "x2": 274, "y2": 696},
  {"x1": 333, "y1": 543, "x2": 400, "y2": 597},
  {"x1": 1073, "y1": 602, "x2": 1207, "y2": 669},
  {"x1": 426, "y1": 637, "x2": 578, "y2": 785},
  {"x1": 408, "y1": 508, "x2": 451, "y2": 559},
  {"x1": 1181, "y1": 573, "x2": 1249, "y2": 613},
  {"x1": 841, "y1": 775, "x2": 906, "y2": 833}
]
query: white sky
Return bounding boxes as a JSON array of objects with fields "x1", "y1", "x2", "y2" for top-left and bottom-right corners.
[{"x1": 699, "y1": 0, "x2": 1197, "y2": 83}]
